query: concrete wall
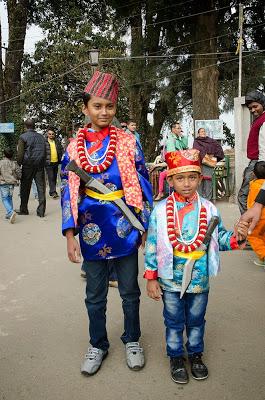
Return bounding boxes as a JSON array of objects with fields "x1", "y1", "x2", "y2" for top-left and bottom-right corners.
[{"x1": 234, "y1": 96, "x2": 251, "y2": 196}]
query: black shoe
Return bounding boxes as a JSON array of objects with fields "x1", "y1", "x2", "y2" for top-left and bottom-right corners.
[
  {"x1": 170, "y1": 357, "x2": 189, "y2": 384},
  {"x1": 37, "y1": 213, "x2": 45, "y2": 218},
  {"x1": 189, "y1": 353, "x2": 208, "y2": 380},
  {"x1": 16, "y1": 210, "x2": 29, "y2": 215}
]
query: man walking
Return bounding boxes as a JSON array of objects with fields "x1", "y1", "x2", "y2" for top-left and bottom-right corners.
[
  {"x1": 17, "y1": 119, "x2": 46, "y2": 217},
  {"x1": 238, "y1": 90, "x2": 265, "y2": 214},
  {"x1": 45, "y1": 127, "x2": 63, "y2": 198}
]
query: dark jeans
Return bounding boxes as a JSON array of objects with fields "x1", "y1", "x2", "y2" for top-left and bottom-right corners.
[
  {"x1": 237, "y1": 160, "x2": 257, "y2": 214},
  {"x1": 45, "y1": 163, "x2": 59, "y2": 196},
  {"x1": 20, "y1": 166, "x2": 46, "y2": 216},
  {"x1": 82, "y1": 252, "x2": 141, "y2": 351},
  {"x1": 162, "y1": 290, "x2": 209, "y2": 357}
]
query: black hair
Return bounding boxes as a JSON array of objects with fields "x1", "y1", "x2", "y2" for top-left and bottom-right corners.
[
  {"x1": 171, "y1": 122, "x2": 180, "y2": 129},
  {"x1": 24, "y1": 118, "x2": 35, "y2": 130},
  {"x1": 4, "y1": 147, "x2": 13, "y2": 159},
  {"x1": 47, "y1": 126, "x2": 56, "y2": 133},
  {"x1": 82, "y1": 92, "x2": 91, "y2": 106},
  {"x1": 198, "y1": 127, "x2": 205, "y2": 133},
  {"x1": 254, "y1": 161, "x2": 265, "y2": 179}
]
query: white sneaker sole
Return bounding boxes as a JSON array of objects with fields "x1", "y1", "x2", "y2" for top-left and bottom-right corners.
[{"x1": 9, "y1": 212, "x2": 16, "y2": 224}]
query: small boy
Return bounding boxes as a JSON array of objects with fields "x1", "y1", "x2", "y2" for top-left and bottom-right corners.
[
  {"x1": 144, "y1": 149, "x2": 248, "y2": 384},
  {"x1": 247, "y1": 161, "x2": 265, "y2": 267},
  {"x1": 0, "y1": 148, "x2": 21, "y2": 223}
]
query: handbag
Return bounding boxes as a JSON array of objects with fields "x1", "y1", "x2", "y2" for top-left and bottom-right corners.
[{"x1": 202, "y1": 154, "x2": 217, "y2": 168}]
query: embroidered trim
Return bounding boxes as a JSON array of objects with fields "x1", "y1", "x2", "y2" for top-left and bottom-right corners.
[
  {"x1": 77, "y1": 126, "x2": 117, "y2": 173},
  {"x1": 166, "y1": 193, "x2": 207, "y2": 253}
]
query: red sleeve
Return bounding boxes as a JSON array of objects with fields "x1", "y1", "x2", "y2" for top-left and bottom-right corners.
[
  {"x1": 143, "y1": 270, "x2": 158, "y2": 280},
  {"x1": 230, "y1": 235, "x2": 239, "y2": 250}
]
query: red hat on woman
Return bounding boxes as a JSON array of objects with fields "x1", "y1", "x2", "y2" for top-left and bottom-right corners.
[
  {"x1": 84, "y1": 70, "x2": 119, "y2": 103},
  {"x1": 165, "y1": 149, "x2": 201, "y2": 176}
]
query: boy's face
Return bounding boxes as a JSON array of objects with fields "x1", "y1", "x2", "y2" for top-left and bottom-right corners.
[
  {"x1": 167, "y1": 171, "x2": 202, "y2": 198},
  {"x1": 128, "y1": 122, "x2": 136, "y2": 132},
  {"x1": 83, "y1": 95, "x2": 116, "y2": 131}
]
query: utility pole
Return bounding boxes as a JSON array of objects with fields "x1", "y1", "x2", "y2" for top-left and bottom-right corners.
[{"x1": 237, "y1": 3, "x2": 244, "y2": 97}]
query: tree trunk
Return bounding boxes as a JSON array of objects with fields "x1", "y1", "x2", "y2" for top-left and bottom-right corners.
[
  {"x1": 4, "y1": 0, "x2": 29, "y2": 116},
  {"x1": 0, "y1": 20, "x2": 6, "y2": 121},
  {"x1": 191, "y1": 1, "x2": 219, "y2": 121},
  {"x1": 128, "y1": 6, "x2": 144, "y2": 125}
]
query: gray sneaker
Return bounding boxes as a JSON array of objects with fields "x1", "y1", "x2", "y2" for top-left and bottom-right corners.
[
  {"x1": 81, "y1": 347, "x2": 108, "y2": 376},
  {"x1": 125, "y1": 342, "x2": 145, "y2": 370}
]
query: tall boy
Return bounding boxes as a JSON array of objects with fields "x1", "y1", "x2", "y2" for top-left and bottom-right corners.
[
  {"x1": 61, "y1": 71, "x2": 153, "y2": 375},
  {"x1": 0, "y1": 148, "x2": 21, "y2": 223},
  {"x1": 144, "y1": 149, "x2": 248, "y2": 384}
]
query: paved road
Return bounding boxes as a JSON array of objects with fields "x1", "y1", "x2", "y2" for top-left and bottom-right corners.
[{"x1": 0, "y1": 193, "x2": 265, "y2": 400}]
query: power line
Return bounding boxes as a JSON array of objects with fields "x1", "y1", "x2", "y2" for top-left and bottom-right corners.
[
  {"x1": 128, "y1": 50, "x2": 263, "y2": 87},
  {"x1": 1, "y1": 49, "x2": 262, "y2": 107},
  {"x1": 0, "y1": 59, "x2": 90, "y2": 106},
  {"x1": 130, "y1": 0, "x2": 196, "y2": 19},
  {"x1": 99, "y1": 50, "x2": 265, "y2": 60},
  {"x1": 136, "y1": 5, "x2": 232, "y2": 30}
]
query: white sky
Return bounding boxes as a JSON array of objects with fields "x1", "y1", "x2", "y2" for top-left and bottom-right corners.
[
  {"x1": 0, "y1": 0, "x2": 235, "y2": 133},
  {"x1": 0, "y1": 0, "x2": 44, "y2": 54}
]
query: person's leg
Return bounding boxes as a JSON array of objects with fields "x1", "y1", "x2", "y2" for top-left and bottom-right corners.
[
  {"x1": 83, "y1": 259, "x2": 110, "y2": 351},
  {"x1": 108, "y1": 259, "x2": 117, "y2": 284},
  {"x1": 238, "y1": 160, "x2": 257, "y2": 214},
  {"x1": 199, "y1": 165, "x2": 213, "y2": 200},
  {"x1": 248, "y1": 220, "x2": 265, "y2": 262},
  {"x1": 162, "y1": 290, "x2": 185, "y2": 357},
  {"x1": 163, "y1": 290, "x2": 189, "y2": 384},
  {"x1": 185, "y1": 292, "x2": 209, "y2": 356},
  {"x1": 0, "y1": 184, "x2": 13, "y2": 217},
  {"x1": 115, "y1": 252, "x2": 141, "y2": 343},
  {"x1": 34, "y1": 168, "x2": 46, "y2": 217},
  {"x1": 45, "y1": 165, "x2": 56, "y2": 196},
  {"x1": 20, "y1": 167, "x2": 33, "y2": 213},
  {"x1": 155, "y1": 170, "x2": 167, "y2": 200},
  {"x1": 52, "y1": 163, "x2": 59, "y2": 195}
]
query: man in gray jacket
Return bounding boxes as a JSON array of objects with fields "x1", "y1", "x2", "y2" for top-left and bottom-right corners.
[{"x1": 17, "y1": 119, "x2": 46, "y2": 217}]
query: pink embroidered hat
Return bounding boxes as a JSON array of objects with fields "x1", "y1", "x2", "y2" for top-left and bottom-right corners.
[
  {"x1": 165, "y1": 149, "x2": 201, "y2": 176},
  {"x1": 84, "y1": 70, "x2": 119, "y2": 103}
]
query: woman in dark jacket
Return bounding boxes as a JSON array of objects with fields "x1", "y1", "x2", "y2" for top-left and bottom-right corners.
[{"x1": 193, "y1": 128, "x2": 224, "y2": 200}]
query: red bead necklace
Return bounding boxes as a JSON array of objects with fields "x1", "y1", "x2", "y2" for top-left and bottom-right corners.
[
  {"x1": 77, "y1": 126, "x2": 117, "y2": 174},
  {"x1": 166, "y1": 193, "x2": 208, "y2": 253}
]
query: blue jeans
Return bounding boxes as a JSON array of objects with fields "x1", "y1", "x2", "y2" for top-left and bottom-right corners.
[
  {"x1": 82, "y1": 252, "x2": 141, "y2": 351},
  {"x1": 0, "y1": 184, "x2": 14, "y2": 218},
  {"x1": 162, "y1": 290, "x2": 209, "y2": 357}
]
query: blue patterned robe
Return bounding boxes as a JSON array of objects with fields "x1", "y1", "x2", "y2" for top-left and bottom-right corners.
[{"x1": 61, "y1": 135, "x2": 153, "y2": 261}]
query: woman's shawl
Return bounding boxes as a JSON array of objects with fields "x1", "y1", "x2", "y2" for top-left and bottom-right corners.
[{"x1": 193, "y1": 136, "x2": 224, "y2": 161}]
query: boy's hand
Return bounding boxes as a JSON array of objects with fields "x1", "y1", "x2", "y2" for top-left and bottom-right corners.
[
  {"x1": 146, "y1": 279, "x2": 162, "y2": 301},
  {"x1": 66, "y1": 230, "x2": 81, "y2": 263},
  {"x1": 239, "y1": 203, "x2": 263, "y2": 234},
  {"x1": 234, "y1": 220, "x2": 249, "y2": 241}
]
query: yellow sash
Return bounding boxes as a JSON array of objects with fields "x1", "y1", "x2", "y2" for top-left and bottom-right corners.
[
  {"x1": 173, "y1": 249, "x2": 205, "y2": 260},
  {"x1": 85, "y1": 188, "x2": 124, "y2": 201}
]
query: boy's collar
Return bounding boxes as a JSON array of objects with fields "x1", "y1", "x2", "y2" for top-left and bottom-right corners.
[{"x1": 173, "y1": 191, "x2": 198, "y2": 203}]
